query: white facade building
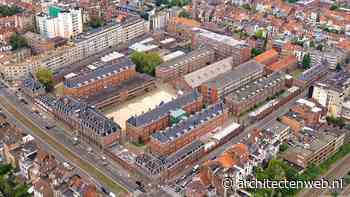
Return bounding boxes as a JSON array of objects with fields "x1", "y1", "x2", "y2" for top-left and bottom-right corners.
[{"x1": 36, "y1": 8, "x2": 83, "y2": 39}]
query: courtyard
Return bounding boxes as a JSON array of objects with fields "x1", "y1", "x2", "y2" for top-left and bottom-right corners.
[{"x1": 103, "y1": 83, "x2": 177, "y2": 130}]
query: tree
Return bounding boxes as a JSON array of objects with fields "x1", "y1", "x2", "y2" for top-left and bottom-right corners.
[
  {"x1": 302, "y1": 54, "x2": 311, "y2": 69},
  {"x1": 330, "y1": 4, "x2": 339, "y2": 11},
  {"x1": 279, "y1": 143, "x2": 289, "y2": 152},
  {"x1": 251, "y1": 48, "x2": 263, "y2": 57},
  {"x1": 130, "y1": 52, "x2": 162, "y2": 76},
  {"x1": 89, "y1": 16, "x2": 104, "y2": 28},
  {"x1": 36, "y1": 68, "x2": 54, "y2": 92},
  {"x1": 9, "y1": 33, "x2": 28, "y2": 51},
  {"x1": 178, "y1": 10, "x2": 191, "y2": 18},
  {"x1": 0, "y1": 5, "x2": 22, "y2": 17},
  {"x1": 336, "y1": 63, "x2": 342, "y2": 72}
]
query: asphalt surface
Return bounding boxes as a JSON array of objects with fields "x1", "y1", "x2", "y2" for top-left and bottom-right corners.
[{"x1": 0, "y1": 86, "x2": 138, "y2": 195}]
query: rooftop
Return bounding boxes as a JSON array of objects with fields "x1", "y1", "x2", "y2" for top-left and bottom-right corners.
[
  {"x1": 127, "y1": 90, "x2": 201, "y2": 127},
  {"x1": 159, "y1": 47, "x2": 214, "y2": 69},
  {"x1": 315, "y1": 70, "x2": 350, "y2": 92},
  {"x1": 151, "y1": 103, "x2": 224, "y2": 144},
  {"x1": 63, "y1": 57, "x2": 135, "y2": 88},
  {"x1": 165, "y1": 140, "x2": 204, "y2": 168},
  {"x1": 205, "y1": 60, "x2": 265, "y2": 90},
  {"x1": 184, "y1": 56, "x2": 233, "y2": 88},
  {"x1": 194, "y1": 28, "x2": 246, "y2": 47},
  {"x1": 254, "y1": 49, "x2": 279, "y2": 65},
  {"x1": 226, "y1": 72, "x2": 285, "y2": 102}
]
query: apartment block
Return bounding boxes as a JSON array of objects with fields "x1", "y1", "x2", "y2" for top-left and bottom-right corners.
[
  {"x1": 281, "y1": 129, "x2": 344, "y2": 169},
  {"x1": 36, "y1": 7, "x2": 83, "y2": 39}
]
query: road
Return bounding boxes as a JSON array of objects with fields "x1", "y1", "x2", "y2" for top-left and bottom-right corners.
[{"x1": 0, "y1": 88, "x2": 137, "y2": 195}]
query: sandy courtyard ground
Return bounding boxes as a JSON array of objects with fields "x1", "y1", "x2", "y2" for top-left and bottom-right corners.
[{"x1": 103, "y1": 83, "x2": 177, "y2": 130}]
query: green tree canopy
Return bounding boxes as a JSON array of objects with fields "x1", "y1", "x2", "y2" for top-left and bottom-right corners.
[
  {"x1": 178, "y1": 10, "x2": 191, "y2": 18},
  {"x1": 89, "y1": 16, "x2": 104, "y2": 28},
  {"x1": 9, "y1": 33, "x2": 28, "y2": 51},
  {"x1": 36, "y1": 68, "x2": 54, "y2": 92},
  {"x1": 130, "y1": 52, "x2": 162, "y2": 76},
  {"x1": 302, "y1": 53, "x2": 311, "y2": 69},
  {"x1": 251, "y1": 48, "x2": 263, "y2": 57},
  {"x1": 0, "y1": 5, "x2": 22, "y2": 17}
]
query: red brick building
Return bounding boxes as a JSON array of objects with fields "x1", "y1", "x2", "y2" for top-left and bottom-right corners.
[
  {"x1": 225, "y1": 72, "x2": 286, "y2": 116},
  {"x1": 63, "y1": 58, "x2": 137, "y2": 98},
  {"x1": 149, "y1": 103, "x2": 228, "y2": 156},
  {"x1": 265, "y1": 55, "x2": 298, "y2": 74},
  {"x1": 126, "y1": 91, "x2": 204, "y2": 143}
]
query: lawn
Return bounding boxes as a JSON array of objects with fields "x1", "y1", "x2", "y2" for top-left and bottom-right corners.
[{"x1": 0, "y1": 96, "x2": 128, "y2": 195}]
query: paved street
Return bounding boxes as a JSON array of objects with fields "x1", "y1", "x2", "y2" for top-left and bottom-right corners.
[{"x1": 0, "y1": 87, "x2": 138, "y2": 195}]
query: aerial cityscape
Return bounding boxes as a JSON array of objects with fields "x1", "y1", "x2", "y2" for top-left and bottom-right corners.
[{"x1": 1, "y1": 0, "x2": 350, "y2": 196}]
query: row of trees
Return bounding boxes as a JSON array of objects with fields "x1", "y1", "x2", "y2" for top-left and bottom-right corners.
[
  {"x1": 0, "y1": 164, "x2": 30, "y2": 197},
  {"x1": 156, "y1": 0, "x2": 191, "y2": 7},
  {"x1": 0, "y1": 5, "x2": 22, "y2": 17}
]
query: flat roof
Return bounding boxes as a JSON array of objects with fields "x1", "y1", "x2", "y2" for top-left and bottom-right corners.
[
  {"x1": 194, "y1": 28, "x2": 246, "y2": 47},
  {"x1": 162, "y1": 51, "x2": 185, "y2": 62},
  {"x1": 205, "y1": 60, "x2": 265, "y2": 89},
  {"x1": 184, "y1": 56, "x2": 233, "y2": 88}
]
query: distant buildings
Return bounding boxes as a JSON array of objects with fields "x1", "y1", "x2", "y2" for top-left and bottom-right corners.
[
  {"x1": 1, "y1": 15, "x2": 148, "y2": 80},
  {"x1": 36, "y1": 7, "x2": 83, "y2": 38}
]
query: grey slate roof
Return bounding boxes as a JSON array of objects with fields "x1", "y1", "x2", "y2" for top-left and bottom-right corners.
[
  {"x1": 151, "y1": 102, "x2": 224, "y2": 144},
  {"x1": 64, "y1": 57, "x2": 135, "y2": 88},
  {"x1": 127, "y1": 90, "x2": 201, "y2": 127}
]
